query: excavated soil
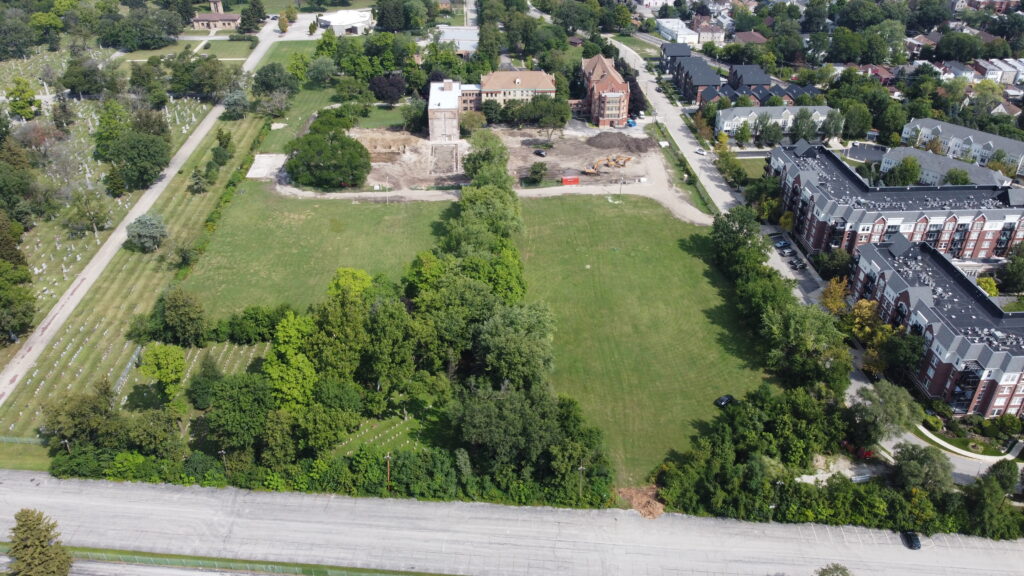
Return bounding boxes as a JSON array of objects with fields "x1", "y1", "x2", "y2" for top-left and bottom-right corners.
[
  {"x1": 586, "y1": 132, "x2": 655, "y2": 153},
  {"x1": 618, "y1": 485, "x2": 665, "y2": 519}
]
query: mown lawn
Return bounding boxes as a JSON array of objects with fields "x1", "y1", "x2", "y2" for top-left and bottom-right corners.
[
  {"x1": 257, "y1": 40, "x2": 320, "y2": 68},
  {"x1": 198, "y1": 40, "x2": 254, "y2": 59},
  {"x1": 357, "y1": 105, "x2": 404, "y2": 129},
  {"x1": 616, "y1": 34, "x2": 661, "y2": 59},
  {"x1": 735, "y1": 157, "x2": 767, "y2": 180},
  {"x1": 260, "y1": 87, "x2": 336, "y2": 153},
  {"x1": 518, "y1": 196, "x2": 768, "y2": 485},
  {"x1": 0, "y1": 442, "x2": 50, "y2": 471},
  {"x1": 181, "y1": 182, "x2": 448, "y2": 318}
]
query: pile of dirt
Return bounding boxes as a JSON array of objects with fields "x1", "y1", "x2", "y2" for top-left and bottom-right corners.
[
  {"x1": 586, "y1": 132, "x2": 654, "y2": 153},
  {"x1": 617, "y1": 486, "x2": 665, "y2": 519}
]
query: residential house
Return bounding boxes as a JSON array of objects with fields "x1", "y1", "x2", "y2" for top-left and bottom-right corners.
[
  {"x1": 767, "y1": 141, "x2": 1020, "y2": 260},
  {"x1": 991, "y1": 100, "x2": 1022, "y2": 117},
  {"x1": 973, "y1": 59, "x2": 1007, "y2": 83},
  {"x1": 714, "y1": 105, "x2": 833, "y2": 135},
  {"x1": 905, "y1": 34, "x2": 937, "y2": 58},
  {"x1": 580, "y1": 55, "x2": 631, "y2": 128},
  {"x1": 192, "y1": 0, "x2": 240, "y2": 30},
  {"x1": 902, "y1": 118, "x2": 1024, "y2": 175},
  {"x1": 880, "y1": 147, "x2": 1011, "y2": 187},
  {"x1": 858, "y1": 64, "x2": 895, "y2": 86},
  {"x1": 733, "y1": 30, "x2": 768, "y2": 45},
  {"x1": 942, "y1": 61, "x2": 979, "y2": 82},
  {"x1": 660, "y1": 43, "x2": 692, "y2": 71},
  {"x1": 853, "y1": 239, "x2": 1024, "y2": 418},
  {"x1": 965, "y1": 0, "x2": 1020, "y2": 12},
  {"x1": 728, "y1": 64, "x2": 771, "y2": 89},
  {"x1": 696, "y1": 24, "x2": 725, "y2": 45},
  {"x1": 657, "y1": 19, "x2": 699, "y2": 45},
  {"x1": 674, "y1": 57, "x2": 721, "y2": 103}
]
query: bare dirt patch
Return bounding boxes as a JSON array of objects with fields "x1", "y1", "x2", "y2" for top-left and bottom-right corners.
[
  {"x1": 495, "y1": 127, "x2": 661, "y2": 186},
  {"x1": 618, "y1": 486, "x2": 665, "y2": 519},
  {"x1": 348, "y1": 128, "x2": 469, "y2": 190}
]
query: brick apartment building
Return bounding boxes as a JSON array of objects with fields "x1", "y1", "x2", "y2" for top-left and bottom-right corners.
[
  {"x1": 902, "y1": 118, "x2": 1024, "y2": 176},
  {"x1": 427, "y1": 72, "x2": 557, "y2": 141},
  {"x1": 580, "y1": 55, "x2": 630, "y2": 128},
  {"x1": 768, "y1": 141, "x2": 1023, "y2": 258},
  {"x1": 853, "y1": 237, "x2": 1024, "y2": 417}
]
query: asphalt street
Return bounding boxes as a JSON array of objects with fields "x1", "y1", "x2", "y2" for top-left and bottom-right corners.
[{"x1": 1, "y1": 470, "x2": 1023, "y2": 576}]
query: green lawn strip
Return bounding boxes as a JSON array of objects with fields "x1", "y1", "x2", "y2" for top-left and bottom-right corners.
[
  {"x1": 644, "y1": 123, "x2": 716, "y2": 215},
  {"x1": 181, "y1": 181, "x2": 447, "y2": 319},
  {"x1": 357, "y1": 105, "x2": 405, "y2": 129},
  {"x1": 734, "y1": 157, "x2": 767, "y2": 180},
  {"x1": 1002, "y1": 299, "x2": 1024, "y2": 312},
  {"x1": 0, "y1": 543, "x2": 448, "y2": 576},
  {"x1": 260, "y1": 87, "x2": 337, "y2": 153},
  {"x1": 909, "y1": 427, "x2": 1004, "y2": 457},
  {"x1": 519, "y1": 196, "x2": 768, "y2": 485},
  {"x1": 199, "y1": 40, "x2": 254, "y2": 59},
  {"x1": 0, "y1": 440, "x2": 50, "y2": 471},
  {"x1": 616, "y1": 34, "x2": 660, "y2": 59}
]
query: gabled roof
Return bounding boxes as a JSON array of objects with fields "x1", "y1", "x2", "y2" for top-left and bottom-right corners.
[
  {"x1": 733, "y1": 31, "x2": 768, "y2": 44},
  {"x1": 730, "y1": 64, "x2": 771, "y2": 85},
  {"x1": 193, "y1": 12, "x2": 240, "y2": 21},
  {"x1": 480, "y1": 71, "x2": 556, "y2": 91},
  {"x1": 677, "y1": 57, "x2": 720, "y2": 85},
  {"x1": 907, "y1": 118, "x2": 1024, "y2": 158},
  {"x1": 661, "y1": 43, "x2": 692, "y2": 58}
]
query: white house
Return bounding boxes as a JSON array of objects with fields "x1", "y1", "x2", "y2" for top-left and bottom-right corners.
[
  {"x1": 903, "y1": 118, "x2": 1024, "y2": 175},
  {"x1": 715, "y1": 105, "x2": 833, "y2": 135},
  {"x1": 317, "y1": 9, "x2": 374, "y2": 35},
  {"x1": 656, "y1": 19, "x2": 699, "y2": 45}
]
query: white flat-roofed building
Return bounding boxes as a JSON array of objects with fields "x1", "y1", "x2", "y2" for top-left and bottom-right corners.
[
  {"x1": 317, "y1": 9, "x2": 374, "y2": 35},
  {"x1": 428, "y1": 79, "x2": 462, "y2": 142}
]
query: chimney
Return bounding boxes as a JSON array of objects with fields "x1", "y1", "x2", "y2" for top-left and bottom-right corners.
[
  {"x1": 443, "y1": 79, "x2": 453, "y2": 91},
  {"x1": 210, "y1": 0, "x2": 223, "y2": 13},
  {"x1": 515, "y1": 77, "x2": 521, "y2": 86}
]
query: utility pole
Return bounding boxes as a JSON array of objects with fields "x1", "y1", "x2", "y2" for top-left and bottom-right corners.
[
  {"x1": 577, "y1": 463, "x2": 586, "y2": 501},
  {"x1": 385, "y1": 452, "x2": 392, "y2": 492},
  {"x1": 61, "y1": 438, "x2": 71, "y2": 455},
  {"x1": 218, "y1": 449, "x2": 226, "y2": 466}
]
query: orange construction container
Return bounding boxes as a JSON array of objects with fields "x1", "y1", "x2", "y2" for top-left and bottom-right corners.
[{"x1": 561, "y1": 176, "x2": 580, "y2": 185}]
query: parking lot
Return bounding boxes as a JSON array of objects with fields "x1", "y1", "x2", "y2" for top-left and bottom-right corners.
[{"x1": 765, "y1": 229, "x2": 825, "y2": 304}]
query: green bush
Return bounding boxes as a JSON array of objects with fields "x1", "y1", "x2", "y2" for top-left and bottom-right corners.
[{"x1": 923, "y1": 414, "x2": 943, "y2": 432}]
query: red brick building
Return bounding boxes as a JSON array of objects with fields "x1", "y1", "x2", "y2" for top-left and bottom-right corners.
[{"x1": 581, "y1": 55, "x2": 630, "y2": 128}]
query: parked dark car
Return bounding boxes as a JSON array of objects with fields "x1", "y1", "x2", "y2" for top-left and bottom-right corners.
[
  {"x1": 796, "y1": 262, "x2": 808, "y2": 270},
  {"x1": 901, "y1": 531, "x2": 921, "y2": 550},
  {"x1": 714, "y1": 394, "x2": 734, "y2": 408},
  {"x1": 533, "y1": 149, "x2": 547, "y2": 157}
]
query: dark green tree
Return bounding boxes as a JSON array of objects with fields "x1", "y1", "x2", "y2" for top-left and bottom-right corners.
[
  {"x1": 284, "y1": 131, "x2": 371, "y2": 189},
  {"x1": 126, "y1": 213, "x2": 167, "y2": 253},
  {"x1": 6, "y1": 509, "x2": 72, "y2": 576}
]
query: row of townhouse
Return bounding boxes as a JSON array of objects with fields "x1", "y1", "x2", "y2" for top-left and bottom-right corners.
[
  {"x1": 970, "y1": 58, "x2": 1024, "y2": 85},
  {"x1": 853, "y1": 237, "x2": 1024, "y2": 418},
  {"x1": 879, "y1": 147, "x2": 1012, "y2": 188},
  {"x1": 767, "y1": 141, "x2": 1024, "y2": 260},
  {"x1": 714, "y1": 105, "x2": 833, "y2": 135},
  {"x1": 700, "y1": 83, "x2": 822, "y2": 108},
  {"x1": 902, "y1": 118, "x2": 1024, "y2": 176}
]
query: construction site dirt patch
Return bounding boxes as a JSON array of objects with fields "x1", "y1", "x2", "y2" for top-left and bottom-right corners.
[
  {"x1": 586, "y1": 132, "x2": 654, "y2": 153},
  {"x1": 618, "y1": 486, "x2": 665, "y2": 519}
]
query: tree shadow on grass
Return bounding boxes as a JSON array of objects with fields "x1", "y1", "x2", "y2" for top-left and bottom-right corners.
[
  {"x1": 677, "y1": 234, "x2": 766, "y2": 373},
  {"x1": 124, "y1": 382, "x2": 166, "y2": 411}
]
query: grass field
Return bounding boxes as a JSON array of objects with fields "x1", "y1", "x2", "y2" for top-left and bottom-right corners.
[
  {"x1": 199, "y1": 40, "x2": 254, "y2": 59},
  {"x1": 119, "y1": 44, "x2": 192, "y2": 66},
  {"x1": 0, "y1": 116, "x2": 267, "y2": 437},
  {"x1": 736, "y1": 157, "x2": 767, "y2": 180},
  {"x1": 357, "y1": 105, "x2": 404, "y2": 129},
  {"x1": 616, "y1": 35, "x2": 661, "y2": 59},
  {"x1": 519, "y1": 196, "x2": 767, "y2": 485},
  {"x1": 0, "y1": 442, "x2": 50, "y2": 470},
  {"x1": 258, "y1": 40, "x2": 320, "y2": 68},
  {"x1": 260, "y1": 87, "x2": 336, "y2": 153},
  {"x1": 0, "y1": 40, "x2": 115, "y2": 93},
  {"x1": 180, "y1": 182, "x2": 448, "y2": 318}
]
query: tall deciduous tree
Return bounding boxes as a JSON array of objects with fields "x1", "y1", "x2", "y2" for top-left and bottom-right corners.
[
  {"x1": 6, "y1": 508, "x2": 73, "y2": 576},
  {"x1": 892, "y1": 442, "x2": 954, "y2": 494},
  {"x1": 7, "y1": 77, "x2": 39, "y2": 120},
  {"x1": 126, "y1": 213, "x2": 167, "y2": 253}
]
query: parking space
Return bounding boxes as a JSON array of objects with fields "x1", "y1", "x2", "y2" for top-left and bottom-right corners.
[{"x1": 763, "y1": 228, "x2": 825, "y2": 304}]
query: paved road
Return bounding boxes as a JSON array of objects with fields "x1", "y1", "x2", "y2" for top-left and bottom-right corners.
[
  {"x1": 0, "y1": 19, "x2": 315, "y2": 406},
  {"x1": 1, "y1": 470, "x2": 1023, "y2": 576},
  {"x1": 610, "y1": 38, "x2": 743, "y2": 213}
]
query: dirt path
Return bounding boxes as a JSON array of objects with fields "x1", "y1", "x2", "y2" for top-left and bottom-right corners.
[{"x1": 268, "y1": 152, "x2": 714, "y2": 225}]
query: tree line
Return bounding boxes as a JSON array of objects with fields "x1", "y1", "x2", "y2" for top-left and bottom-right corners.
[{"x1": 655, "y1": 206, "x2": 1024, "y2": 540}]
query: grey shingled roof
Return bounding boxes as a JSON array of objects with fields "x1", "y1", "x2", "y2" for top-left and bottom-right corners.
[
  {"x1": 661, "y1": 43, "x2": 691, "y2": 58},
  {"x1": 677, "y1": 57, "x2": 719, "y2": 85},
  {"x1": 906, "y1": 118, "x2": 1024, "y2": 159},
  {"x1": 730, "y1": 64, "x2": 771, "y2": 85},
  {"x1": 883, "y1": 147, "x2": 1010, "y2": 187}
]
